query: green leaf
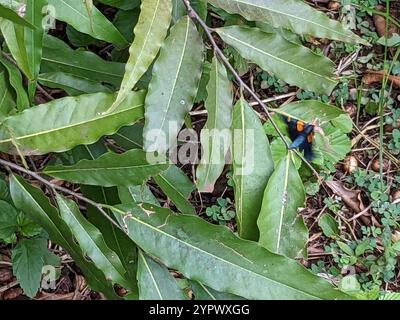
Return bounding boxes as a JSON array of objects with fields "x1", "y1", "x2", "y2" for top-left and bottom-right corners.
[
  {"x1": 337, "y1": 241, "x2": 354, "y2": 256},
  {"x1": 47, "y1": 0, "x2": 128, "y2": 47},
  {"x1": 196, "y1": 57, "x2": 233, "y2": 192},
  {"x1": 270, "y1": 136, "x2": 302, "y2": 170},
  {"x1": 41, "y1": 35, "x2": 125, "y2": 87},
  {"x1": 216, "y1": 26, "x2": 337, "y2": 95},
  {"x1": 318, "y1": 214, "x2": 339, "y2": 239},
  {"x1": 24, "y1": 0, "x2": 47, "y2": 99},
  {"x1": 0, "y1": 200, "x2": 19, "y2": 243},
  {"x1": 98, "y1": 0, "x2": 140, "y2": 10},
  {"x1": 380, "y1": 292, "x2": 400, "y2": 300},
  {"x1": 189, "y1": 281, "x2": 244, "y2": 300},
  {"x1": 137, "y1": 250, "x2": 187, "y2": 300},
  {"x1": 0, "y1": 18, "x2": 33, "y2": 79},
  {"x1": 232, "y1": 98, "x2": 274, "y2": 241},
  {"x1": 110, "y1": 0, "x2": 172, "y2": 110},
  {"x1": 118, "y1": 184, "x2": 159, "y2": 205},
  {"x1": 208, "y1": 0, "x2": 367, "y2": 44},
  {"x1": 38, "y1": 72, "x2": 112, "y2": 96},
  {"x1": 279, "y1": 100, "x2": 347, "y2": 124},
  {"x1": 12, "y1": 238, "x2": 47, "y2": 298},
  {"x1": 56, "y1": 194, "x2": 130, "y2": 289},
  {"x1": 72, "y1": 142, "x2": 139, "y2": 297},
  {"x1": 154, "y1": 165, "x2": 196, "y2": 214},
  {"x1": 0, "y1": 53, "x2": 30, "y2": 110},
  {"x1": 0, "y1": 91, "x2": 145, "y2": 155},
  {"x1": 44, "y1": 149, "x2": 170, "y2": 187},
  {"x1": 258, "y1": 153, "x2": 308, "y2": 258},
  {"x1": 0, "y1": 68, "x2": 16, "y2": 120},
  {"x1": 112, "y1": 124, "x2": 144, "y2": 150},
  {"x1": 9, "y1": 175, "x2": 120, "y2": 299},
  {"x1": 0, "y1": 4, "x2": 35, "y2": 28},
  {"x1": 113, "y1": 203, "x2": 352, "y2": 300},
  {"x1": 143, "y1": 16, "x2": 204, "y2": 154},
  {"x1": 314, "y1": 123, "x2": 351, "y2": 164}
]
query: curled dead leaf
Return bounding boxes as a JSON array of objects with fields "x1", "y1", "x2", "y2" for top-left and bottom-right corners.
[
  {"x1": 325, "y1": 181, "x2": 365, "y2": 213},
  {"x1": 325, "y1": 181, "x2": 371, "y2": 225}
]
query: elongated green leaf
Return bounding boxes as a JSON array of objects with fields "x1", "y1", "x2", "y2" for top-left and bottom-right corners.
[
  {"x1": 232, "y1": 98, "x2": 274, "y2": 241},
  {"x1": 216, "y1": 26, "x2": 337, "y2": 95},
  {"x1": 25, "y1": 0, "x2": 47, "y2": 100},
  {"x1": 143, "y1": 16, "x2": 204, "y2": 154},
  {"x1": 47, "y1": 0, "x2": 128, "y2": 46},
  {"x1": 154, "y1": 165, "x2": 196, "y2": 214},
  {"x1": 0, "y1": 18, "x2": 33, "y2": 79},
  {"x1": 279, "y1": 100, "x2": 347, "y2": 124},
  {"x1": 9, "y1": 175, "x2": 120, "y2": 299},
  {"x1": 111, "y1": 0, "x2": 172, "y2": 110},
  {"x1": 137, "y1": 250, "x2": 187, "y2": 300},
  {"x1": 38, "y1": 72, "x2": 112, "y2": 96},
  {"x1": 257, "y1": 153, "x2": 308, "y2": 259},
  {"x1": 112, "y1": 124, "x2": 144, "y2": 150},
  {"x1": 0, "y1": 51, "x2": 29, "y2": 110},
  {"x1": 41, "y1": 35, "x2": 125, "y2": 87},
  {"x1": 44, "y1": 149, "x2": 170, "y2": 187},
  {"x1": 189, "y1": 281, "x2": 244, "y2": 300},
  {"x1": 113, "y1": 203, "x2": 351, "y2": 300},
  {"x1": 56, "y1": 195, "x2": 130, "y2": 289},
  {"x1": 0, "y1": 69, "x2": 16, "y2": 120},
  {"x1": 73, "y1": 143, "x2": 139, "y2": 296},
  {"x1": 196, "y1": 57, "x2": 232, "y2": 192},
  {"x1": 0, "y1": 4, "x2": 35, "y2": 28},
  {"x1": 208, "y1": 0, "x2": 367, "y2": 44},
  {"x1": 0, "y1": 91, "x2": 145, "y2": 155}
]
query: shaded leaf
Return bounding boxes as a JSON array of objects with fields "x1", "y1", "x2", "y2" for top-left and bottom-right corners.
[
  {"x1": 189, "y1": 281, "x2": 244, "y2": 300},
  {"x1": 42, "y1": 35, "x2": 125, "y2": 87},
  {"x1": 154, "y1": 165, "x2": 196, "y2": 214},
  {"x1": 137, "y1": 250, "x2": 187, "y2": 300},
  {"x1": 38, "y1": 72, "x2": 112, "y2": 96}
]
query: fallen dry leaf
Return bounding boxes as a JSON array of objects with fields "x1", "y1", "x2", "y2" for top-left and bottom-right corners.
[
  {"x1": 362, "y1": 70, "x2": 400, "y2": 88},
  {"x1": 373, "y1": 5, "x2": 398, "y2": 38},
  {"x1": 326, "y1": 181, "x2": 365, "y2": 213},
  {"x1": 325, "y1": 181, "x2": 371, "y2": 225}
]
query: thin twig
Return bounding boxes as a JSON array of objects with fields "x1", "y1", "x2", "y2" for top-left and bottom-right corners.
[
  {"x1": 0, "y1": 158, "x2": 124, "y2": 231},
  {"x1": 182, "y1": 0, "x2": 321, "y2": 179}
]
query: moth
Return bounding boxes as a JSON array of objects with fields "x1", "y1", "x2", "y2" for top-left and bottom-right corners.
[{"x1": 284, "y1": 117, "x2": 315, "y2": 161}]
